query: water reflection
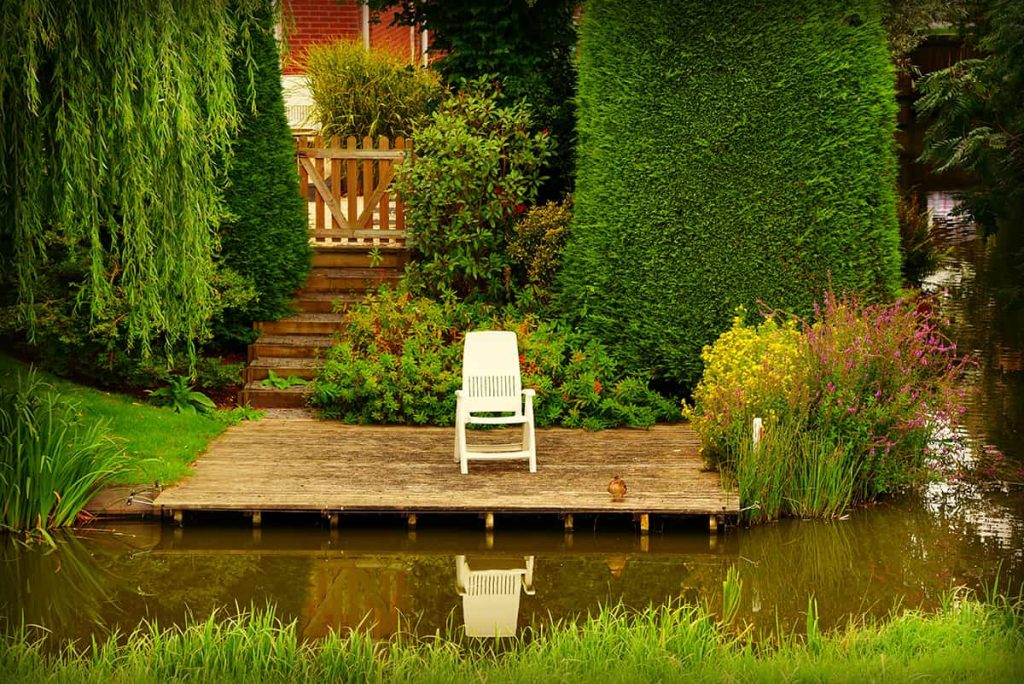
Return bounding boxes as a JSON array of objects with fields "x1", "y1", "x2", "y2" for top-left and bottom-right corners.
[
  {"x1": 455, "y1": 555, "x2": 535, "y2": 637},
  {"x1": 3, "y1": 499, "x2": 1022, "y2": 646}
]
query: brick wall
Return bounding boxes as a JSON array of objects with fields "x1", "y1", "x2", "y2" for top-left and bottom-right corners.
[
  {"x1": 370, "y1": 7, "x2": 419, "y2": 64},
  {"x1": 282, "y1": 0, "x2": 361, "y2": 75}
]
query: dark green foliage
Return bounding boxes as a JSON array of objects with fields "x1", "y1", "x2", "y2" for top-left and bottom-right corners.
[
  {"x1": 218, "y1": 0, "x2": 311, "y2": 342},
  {"x1": 395, "y1": 82, "x2": 551, "y2": 301},
  {"x1": 560, "y1": 0, "x2": 901, "y2": 388},
  {"x1": 916, "y1": 0, "x2": 1024, "y2": 240},
  {"x1": 0, "y1": 0, "x2": 251, "y2": 357},
  {"x1": 0, "y1": 229, "x2": 252, "y2": 389},
  {"x1": 370, "y1": 0, "x2": 577, "y2": 197},
  {"x1": 897, "y1": 191, "x2": 944, "y2": 283},
  {"x1": 309, "y1": 286, "x2": 678, "y2": 430}
]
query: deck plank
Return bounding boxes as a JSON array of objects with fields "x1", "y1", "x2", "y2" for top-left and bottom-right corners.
[{"x1": 155, "y1": 421, "x2": 738, "y2": 516}]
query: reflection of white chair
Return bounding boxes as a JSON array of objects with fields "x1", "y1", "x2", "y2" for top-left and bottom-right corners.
[
  {"x1": 454, "y1": 331, "x2": 537, "y2": 475},
  {"x1": 455, "y1": 555, "x2": 535, "y2": 638}
]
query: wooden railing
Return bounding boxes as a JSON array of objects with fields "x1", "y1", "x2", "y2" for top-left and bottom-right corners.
[{"x1": 295, "y1": 134, "x2": 411, "y2": 246}]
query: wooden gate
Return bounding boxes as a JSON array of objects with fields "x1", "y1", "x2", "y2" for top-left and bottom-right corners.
[{"x1": 296, "y1": 135, "x2": 411, "y2": 246}]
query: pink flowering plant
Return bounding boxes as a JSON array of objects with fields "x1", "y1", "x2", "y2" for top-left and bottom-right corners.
[{"x1": 685, "y1": 291, "x2": 971, "y2": 519}]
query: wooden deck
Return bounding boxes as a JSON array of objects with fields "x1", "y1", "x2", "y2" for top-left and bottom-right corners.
[{"x1": 155, "y1": 421, "x2": 738, "y2": 526}]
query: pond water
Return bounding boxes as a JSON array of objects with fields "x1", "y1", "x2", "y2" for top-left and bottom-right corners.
[{"x1": 2, "y1": 192, "x2": 1022, "y2": 645}]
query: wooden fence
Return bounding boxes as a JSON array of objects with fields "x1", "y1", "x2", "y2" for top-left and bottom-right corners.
[{"x1": 295, "y1": 134, "x2": 411, "y2": 247}]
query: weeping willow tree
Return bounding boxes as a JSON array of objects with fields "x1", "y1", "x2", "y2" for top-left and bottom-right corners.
[{"x1": 0, "y1": 0, "x2": 260, "y2": 359}]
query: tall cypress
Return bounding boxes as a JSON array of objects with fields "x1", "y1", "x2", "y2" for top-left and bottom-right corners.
[
  {"x1": 218, "y1": 0, "x2": 311, "y2": 342},
  {"x1": 559, "y1": 0, "x2": 900, "y2": 388}
]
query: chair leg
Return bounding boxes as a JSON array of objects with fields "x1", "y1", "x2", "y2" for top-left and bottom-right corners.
[{"x1": 527, "y1": 423, "x2": 537, "y2": 473}]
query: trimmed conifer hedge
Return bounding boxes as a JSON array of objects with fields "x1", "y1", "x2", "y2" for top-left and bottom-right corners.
[
  {"x1": 218, "y1": 0, "x2": 311, "y2": 342},
  {"x1": 559, "y1": 0, "x2": 901, "y2": 388}
]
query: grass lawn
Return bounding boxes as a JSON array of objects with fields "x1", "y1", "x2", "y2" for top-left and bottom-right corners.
[
  {"x1": 0, "y1": 352, "x2": 227, "y2": 486},
  {"x1": 2, "y1": 599, "x2": 1021, "y2": 682}
]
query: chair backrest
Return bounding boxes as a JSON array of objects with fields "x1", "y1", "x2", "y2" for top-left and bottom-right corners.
[{"x1": 461, "y1": 331, "x2": 522, "y2": 413}]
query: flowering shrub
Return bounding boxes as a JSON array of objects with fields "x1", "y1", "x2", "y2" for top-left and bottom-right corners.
[
  {"x1": 310, "y1": 286, "x2": 677, "y2": 429},
  {"x1": 683, "y1": 311, "x2": 807, "y2": 466},
  {"x1": 685, "y1": 291, "x2": 971, "y2": 518},
  {"x1": 395, "y1": 79, "x2": 552, "y2": 302}
]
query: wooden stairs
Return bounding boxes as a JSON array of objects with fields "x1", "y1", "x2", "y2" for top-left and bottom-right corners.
[{"x1": 239, "y1": 247, "x2": 408, "y2": 409}]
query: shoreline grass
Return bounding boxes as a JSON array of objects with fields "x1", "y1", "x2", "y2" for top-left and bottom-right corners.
[
  {"x1": 0, "y1": 352, "x2": 226, "y2": 486},
  {"x1": 1, "y1": 595, "x2": 1021, "y2": 682}
]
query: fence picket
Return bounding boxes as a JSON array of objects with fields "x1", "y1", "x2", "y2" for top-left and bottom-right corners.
[{"x1": 294, "y1": 133, "x2": 409, "y2": 246}]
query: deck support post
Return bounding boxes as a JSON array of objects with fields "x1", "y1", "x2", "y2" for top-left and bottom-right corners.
[
  {"x1": 484, "y1": 512, "x2": 494, "y2": 532},
  {"x1": 709, "y1": 514, "x2": 719, "y2": 533},
  {"x1": 639, "y1": 513, "x2": 650, "y2": 535},
  {"x1": 173, "y1": 510, "x2": 183, "y2": 527},
  {"x1": 563, "y1": 514, "x2": 574, "y2": 533},
  {"x1": 329, "y1": 513, "x2": 339, "y2": 529},
  {"x1": 407, "y1": 513, "x2": 417, "y2": 530},
  {"x1": 252, "y1": 511, "x2": 262, "y2": 528}
]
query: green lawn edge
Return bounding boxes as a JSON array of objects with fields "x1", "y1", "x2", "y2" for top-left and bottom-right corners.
[
  {"x1": 0, "y1": 352, "x2": 226, "y2": 486},
  {"x1": 1, "y1": 599, "x2": 1021, "y2": 682}
]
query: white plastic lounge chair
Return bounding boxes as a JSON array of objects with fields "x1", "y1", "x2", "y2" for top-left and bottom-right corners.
[
  {"x1": 454, "y1": 331, "x2": 537, "y2": 475},
  {"x1": 455, "y1": 555, "x2": 536, "y2": 638}
]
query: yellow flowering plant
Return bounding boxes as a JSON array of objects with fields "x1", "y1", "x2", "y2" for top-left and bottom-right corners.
[{"x1": 683, "y1": 309, "x2": 809, "y2": 468}]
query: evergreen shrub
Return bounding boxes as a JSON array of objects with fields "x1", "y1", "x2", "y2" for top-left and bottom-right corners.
[
  {"x1": 560, "y1": 0, "x2": 902, "y2": 388},
  {"x1": 218, "y1": 0, "x2": 312, "y2": 343}
]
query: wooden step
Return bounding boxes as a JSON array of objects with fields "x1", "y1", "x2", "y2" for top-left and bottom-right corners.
[
  {"x1": 300, "y1": 267, "x2": 402, "y2": 293},
  {"x1": 294, "y1": 292, "x2": 365, "y2": 313},
  {"x1": 239, "y1": 383, "x2": 311, "y2": 409},
  {"x1": 249, "y1": 334, "x2": 334, "y2": 359},
  {"x1": 259, "y1": 313, "x2": 345, "y2": 336},
  {"x1": 312, "y1": 249, "x2": 408, "y2": 269},
  {"x1": 246, "y1": 357, "x2": 324, "y2": 382}
]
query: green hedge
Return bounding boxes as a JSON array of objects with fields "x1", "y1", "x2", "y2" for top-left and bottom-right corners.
[
  {"x1": 559, "y1": 0, "x2": 901, "y2": 388},
  {"x1": 217, "y1": 0, "x2": 311, "y2": 343}
]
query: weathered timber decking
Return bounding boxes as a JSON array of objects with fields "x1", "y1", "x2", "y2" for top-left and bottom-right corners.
[{"x1": 155, "y1": 421, "x2": 738, "y2": 518}]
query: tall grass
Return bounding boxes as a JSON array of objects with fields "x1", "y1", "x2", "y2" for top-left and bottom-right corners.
[
  {"x1": 0, "y1": 370, "x2": 126, "y2": 534},
  {"x1": 732, "y1": 420, "x2": 861, "y2": 523},
  {"x1": 1, "y1": 594, "x2": 1021, "y2": 682},
  {"x1": 0, "y1": 353, "x2": 226, "y2": 485}
]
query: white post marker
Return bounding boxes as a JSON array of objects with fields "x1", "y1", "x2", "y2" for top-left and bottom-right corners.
[{"x1": 752, "y1": 417, "x2": 764, "y2": 448}]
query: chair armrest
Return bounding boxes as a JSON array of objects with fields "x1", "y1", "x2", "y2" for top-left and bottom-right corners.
[
  {"x1": 522, "y1": 389, "x2": 536, "y2": 397},
  {"x1": 455, "y1": 389, "x2": 465, "y2": 398}
]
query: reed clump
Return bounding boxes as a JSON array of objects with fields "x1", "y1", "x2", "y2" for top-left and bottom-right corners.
[
  {"x1": 0, "y1": 369, "x2": 126, "y2": 534},
  {"x1": 0, "y1": 593, "x2": 1020, "y2": 682}
]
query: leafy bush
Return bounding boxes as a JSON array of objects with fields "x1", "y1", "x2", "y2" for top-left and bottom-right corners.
[
  {"x1": 218, "y1": 0, "x2": 311, "y2": 342},
  {"x1": 147, "y1": 376, "x2": 217, "y2": 415},
  {"x1": 310, "y1": 286, "x2": 677, "y2": 430},
  {"x1": 560, "y1": 0, "x2": 901, "y2": 388},
  {"x1": 685, "y1": 292, "x2": 970, "y2": 519},
  {"x1": 305, "y1": 40, "x2": 441, "y2": 139},
  {"x1": 369, "y1": 0, "x2": 578, "y2": 196},
  {"x1": 0, "y1": 370, "x2": 126, "y2": 533},
  {"x1": 396, "y1": 81, "x2": 552, "y2": 301},
  {"x1": 508, "y1": 199, "x2": 572, "y2": 300}
]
